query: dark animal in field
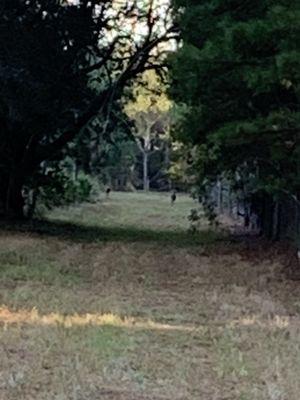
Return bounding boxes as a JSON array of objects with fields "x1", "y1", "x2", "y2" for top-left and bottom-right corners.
[
  {"x1": 106, "y1": 187, "x2": 111, "y2": 198},
  {"x1": 238, "y1": 208, "x2": 261, "y2": 232},
  {"x1": 171, "y1": 191, "x2": 176, "y2": 205}
]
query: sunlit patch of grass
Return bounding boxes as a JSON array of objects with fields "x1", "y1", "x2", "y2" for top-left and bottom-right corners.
[
  {"x1": 0, "y1": 307, "x2": 198, "y2": 333},
  {"x1": 0, "y1": 309, "x2": 214, "y2": 399}
]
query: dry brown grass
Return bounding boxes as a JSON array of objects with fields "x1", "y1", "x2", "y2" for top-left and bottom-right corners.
[{"x1": 0, "y1": 192, "x2": 299, "y2": 399}]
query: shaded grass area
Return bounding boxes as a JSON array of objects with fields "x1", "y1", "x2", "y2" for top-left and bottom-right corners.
[
  {"x1": 0, "y1": 217, "x2": 221, "y2": 247},
  {"x1": 0, "y1": 192, "x2": 300, "y2": 399},
  {"x1": 44, "y1": 191, "x2": 223, "y2": 246}
]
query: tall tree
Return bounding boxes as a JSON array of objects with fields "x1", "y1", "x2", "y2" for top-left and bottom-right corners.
[
  {"x1": 169, "y1": 0, "x2": 300, "y2": 236},
  {"x1": 124, "y1": 70, "x2": 171, "y2": 191},
  {"x1": 0, "y1": 0, "x2": 177, "y2": 218}
]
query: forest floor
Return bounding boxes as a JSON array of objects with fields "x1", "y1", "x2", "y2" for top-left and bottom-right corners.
[{"x1": 0, "y1": 191, "x2": 299, "y2": 400}]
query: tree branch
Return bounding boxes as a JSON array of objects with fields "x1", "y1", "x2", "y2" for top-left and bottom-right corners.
[{"x1": 33, "y1": 1, "x2": 178, "y2": 166}]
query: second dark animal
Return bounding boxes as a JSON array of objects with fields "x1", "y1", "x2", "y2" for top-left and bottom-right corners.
[
  {"x1": 171, "y1": 191, "x2": 176, "y2": 205},
  {"x1": 106, "y1": 187, "x2": 111, "y2": 199}
]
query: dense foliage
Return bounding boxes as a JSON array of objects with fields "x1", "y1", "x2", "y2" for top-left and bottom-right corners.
[
  {"x1": 169, "y1": 0, "x2": 300, "y2": 237},
  {"x1": 0, "y1": 0, "x2": 176, "y2": 218}
]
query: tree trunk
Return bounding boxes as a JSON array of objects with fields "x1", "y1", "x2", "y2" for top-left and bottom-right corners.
[
  {"x1": 261, "y1": 194, "x2": 274, "y2": 239},
  {"x1": 228, "y1": 185, "x2": 233, "y2": 217},
  {"x1": 73, "y1": 160, "x2": 79, "y2": 182},
  {"x1": 5, "y1": 173, "x2": 25, "y2": 219},
  {"x1": 143, "y1": 151, "x2": 150, "y2": 191},
  {"x1": 272, "y1": 201, "x2": 280, "y2": 240},
  {"x1": 25, "y1": 188, "x2": 38, "y2": 219},
  {"x1": 217, "y1": 180, "x2": 223, "y2": 214}
]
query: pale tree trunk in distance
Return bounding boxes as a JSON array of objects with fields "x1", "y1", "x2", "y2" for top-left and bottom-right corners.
[
  {"x1": 143, "y1": 132, "x2": 151, "y2": 191},
  {"x1": 135, "y1": 127, "x2": 152, "y2": 192},
  {"x1": 217, "y1": 179, "x2": 223, "y2": 214},
  {"x1": 164, "y1": 141, "x2": 172, "y2": 191},
  {"x1": 143, "y1": 151, "x2": 150, "y2": 191}
]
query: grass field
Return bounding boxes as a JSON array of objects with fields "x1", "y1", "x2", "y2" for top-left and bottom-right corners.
[{"x1": 0, "y1": 191, "x2": 300, "y2": 400}]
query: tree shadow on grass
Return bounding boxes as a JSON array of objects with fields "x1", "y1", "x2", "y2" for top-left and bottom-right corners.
[{"x1": 0, "y1": 218, "x2": 226, "y2": 247}]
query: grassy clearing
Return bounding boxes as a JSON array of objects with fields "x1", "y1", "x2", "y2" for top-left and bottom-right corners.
[
  {"x1": 0, "y1": 192, "x2": 219, "y2": 247},
  {"x1": 0, "y1": 191, "x2": 299, "y2": 399}
]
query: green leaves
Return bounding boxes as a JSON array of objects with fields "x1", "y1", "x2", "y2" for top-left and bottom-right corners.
[{"x1": 169, "y1": 0, "x2": 300, "y2": 197}]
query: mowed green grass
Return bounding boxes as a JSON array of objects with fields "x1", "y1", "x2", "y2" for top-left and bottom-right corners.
[
  {"x1": 45, "y1": 191, "x2": 218, "y2": 246},
  {"x1": 0, "y1": 191, "x2": 300, "y2": 400},
  {"x1": 0, "y1": 191, "x2": 218, "y2": 247},
  {"x1": 50, "y1": 191, "x2": 196, "y2": 230}
]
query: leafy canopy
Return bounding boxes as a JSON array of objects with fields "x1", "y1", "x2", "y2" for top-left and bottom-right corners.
[
  {"x1": 169, "y1": 0, "x2": 300, "y2": 196},
  {"x1": 0, "y1": 0, "x2": 177, "y2": 217}
]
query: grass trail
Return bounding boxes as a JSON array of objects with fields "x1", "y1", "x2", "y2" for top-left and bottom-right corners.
[{"x1": 0, "y1": 192, "x2": 299, "y2": 400}]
